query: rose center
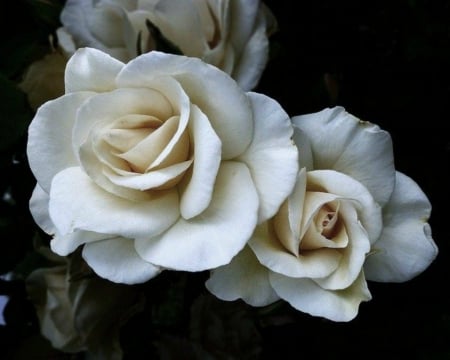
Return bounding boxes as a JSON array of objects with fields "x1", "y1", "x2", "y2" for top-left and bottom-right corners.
[
  {"x1": 315, "y1": 204, "x2": 339, "y2": 239},
  {"x1": 102, "y1": 114, "x2": 190, "y2": 175},
  {"x1": 300, "y1": 200, "x2": 348, "y2": 251}
]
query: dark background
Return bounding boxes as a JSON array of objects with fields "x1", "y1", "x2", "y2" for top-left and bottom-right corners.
[{"x1": 1, "y1": 0, "x2": 449, "y2": 358}]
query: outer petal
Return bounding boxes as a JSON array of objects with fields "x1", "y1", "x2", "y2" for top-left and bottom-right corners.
[
  {"x1": 50, "y1": 231, "x2": 112, "y2": 256},
  {"x1": 270, "y1": 271, "x2": 372, "y2": 322},
  {"x1": 61, "y1": 0, "x2": 109, "y2": 50},
  {"x1": 56, "y1": 27, "x2": 76, "y2": 56},
  {"x1": 82, "y1": 237, "x2": 161, "y2": 284},
  {"x1": 65, "y1": 48, "x2": 124, "y2": 93},
  {"x1": 27, "y1": 92, "x2": 94, "y2": 192},
  {"x1": 48, "y1": 167, "x2": 179, "y2": 238},
  {"x1": 238, "y1": 92, "x2": 298, "y2": 222},
  {"x1": 206, "y1": 246, "x2": 280, "y2": 307},
  {"x1": 229, "y1": 0, "x2": 260, "y2": 51},
  {"x1": 365, "y1": 171, "x2": 438, "y2": 282},
  {"x1": 116, "y1": 51, "x2": 253, "y2": 159},
  {"x1": 135, "y1": 161, "x2": 259, "y2": 271},
  {"x1": 292, "y1": 107, "x2": 396, "y2": 206},
  {"x1": 29, "y1": 184, "x2": 55, "y2": 235},
  {"x1": 231, "y1": 7, "x2": 270, "y2": 91}
]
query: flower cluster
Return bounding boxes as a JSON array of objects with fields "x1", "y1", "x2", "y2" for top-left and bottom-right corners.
[{"x1": 19, "y1": 0, "x2": 438, "y2": 357}]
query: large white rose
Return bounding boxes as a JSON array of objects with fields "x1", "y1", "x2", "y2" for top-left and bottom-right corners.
[
  {"x1": 206, "y1": 107, "x2": 438, "y2": 322},
  {"x1": 27, "y1": 47, "x2": 298, "y2": 285},
  {"x1": 58, "y1": 0, "x2": 276, "y2": 91}
]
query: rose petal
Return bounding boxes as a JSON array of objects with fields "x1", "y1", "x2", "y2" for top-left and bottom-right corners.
[
  {"x1": 85, "y1": 4, "x2": 125, "y2": 48},
  {"x1": 56, "y1": 27, "x2": 76, "y2": 55},
  {"x1": 292, "y1": 107, "x2": 396, "y2": 206},
  {"x1": 270, "y1": 270, "x2": 372, "y2": 322},
  {"x1": 116, "y1": 51, "x2": 253, "y2": 158},
  {"x1": 249, "y1": 222, "x2": 341, "y2": 279},
  {"x1": 104, "y1": 160, "x2": 192, "y2": 190},
  {"x1": 191, "y1": 0, "x2": 217, "y2": 42},
  {"x1": 230, "y1": 7, "x2": 270, "y2": 90},
  {"x1": 365, "y1": 171, "x2": 438, "y2": 282},
  {"x1": 61, "y1": 0, "x2": 107, "y2": 50},
  {"x1": 65, "y1": 47, "x2": 124, "y2": 93},
  {"x1": 141, "y1": 0, "x2": 206, "y2": 56},
  {"x1": 229, "y1": 0, "x2": 260, "y2": 52},
  {"x1": 238, "y1": 92, "x2": 298, "y2": 222},
  {"x1": 179, "y1": 104, "x2": 221, "y2": 219},
  {"x1": 82, "y1": 237, "x2": 161, "y2": 284},
  {"x1": 27, "y1": 92, "x2": 94, "y2": 192},
  {"x1": 135, "y1": 161, "x2": 259, "y2": 271},
  {"x1": 51, "y1": 231, "x2": 111, "y2": 256},
  {"x1": 49, "y1": 167, "x2": 179, "y2": 238},
  {"x1": 29, "y1": 184, "x2": 55, "y2": 235},
  {"x1": 286, "y1": 168, "x2": 308, "y2": 254},
  {"x1": 206, "y1": 246, "x2": 280, "y2": 307},
  {"x1": 292, "y1": 128, "x2": 314, "y2": 170},
  {"x1": 117, "y1": 116, "x2": 187, "y2": 172}
]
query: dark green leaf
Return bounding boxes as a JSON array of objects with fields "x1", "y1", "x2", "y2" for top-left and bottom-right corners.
[{"x1": 0, "y1": 73, "x2": 32, "y2": 151}]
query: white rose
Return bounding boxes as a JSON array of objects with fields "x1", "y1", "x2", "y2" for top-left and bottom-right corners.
[
  {"x1": 58, "y1": 0, "x2": 276, "y2": 91},
  {"x1": 206, "y1": 107, "x2": 438, "y2": 322},
  {"x1": 27, "y1": 47, "x2": 298, "y2": 285}
]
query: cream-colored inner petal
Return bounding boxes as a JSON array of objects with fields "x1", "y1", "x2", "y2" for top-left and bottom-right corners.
[
  {"x1": 102, "y1": 114, "x2": 163, "y2": 152},
  {"x1": 117, "y1": 115, "x2": 189, "y2": 173},
  {"x1": 301, "y1": 200, "x2": 348, "y2": 250}
]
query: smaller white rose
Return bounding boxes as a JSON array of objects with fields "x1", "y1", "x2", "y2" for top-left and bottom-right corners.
[
  {"x1": 206, "y1": 107, "x2": 438, "y2": 322},
  {"x1": 58, "y1": 0, "x2": 276, "y2": 90}
]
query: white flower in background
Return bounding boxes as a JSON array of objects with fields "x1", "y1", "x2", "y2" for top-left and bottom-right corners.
[
  {"x1": 26, "y1": 254, "x2": 144, "y2": 359},
  {"x1": 206, "y1": 107, "x2": 438, "y2": 322},
  {"x1": 27, "y1": 47, "x2": 298, "y2": 285},
  {"x1": 58, "y1": 0, "x2": 276, "y2": 91}
]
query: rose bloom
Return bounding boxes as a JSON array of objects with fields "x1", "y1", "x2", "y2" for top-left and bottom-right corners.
[
  {"x1": 58, "y1": 0, "x2": 276, "y2": 91},
  {"x1": 27, "y1": 47, "x2": 298, "y2": 284},
  {"x1": 206, "y1": 107, "x2": 438, "y2": 322}
]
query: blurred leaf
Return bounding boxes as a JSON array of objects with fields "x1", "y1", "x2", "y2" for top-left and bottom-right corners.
[
  {"x1": 0, "y1": 74, "x2": 32, "y2": 151},
  {"x1": 150, "y1": 272, "x2": 187, "y2": 330},
  {"x1": 0, "y1": 1, "x2": 62, "y2": 79},
  {"x1": 12, "y1": 244, "x2": 51, "y2": 281},
  {"x1": 0, "y1": 36, "x2": 47, "y2": 79}
]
